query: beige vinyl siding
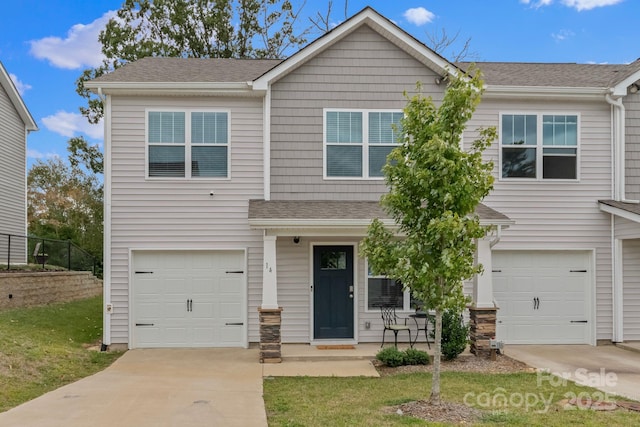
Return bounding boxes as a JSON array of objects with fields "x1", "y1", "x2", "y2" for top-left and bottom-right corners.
[
  {"x1": 623, "y1": 239, "x2": 640, "y2": 340},
  {"x1": 108, "y1": 96, "x2": 265, "y2": 345},
  {"x1": 615, "y1": 216, "x2": 640, "y2": 239},
  {"x1": 625, "y1": 91, "x2": 640, "y2": 201},
  {"x1": 0, "y1": 82, "x2": 26, "y2": 263},
  {"x1": 269, "y1": 24, "x2": 443, "y2": 201},
  {"x1": 468, "y1": 98, "x2": 613, "y2": 341}
]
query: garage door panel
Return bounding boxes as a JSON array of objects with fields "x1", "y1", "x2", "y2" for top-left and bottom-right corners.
[
  {"x1": 133, "y1": 250, "x2": 246, "y2": 348},
  {"x1": 494, "y1": 251, "x2": 591, "y2": 345}
]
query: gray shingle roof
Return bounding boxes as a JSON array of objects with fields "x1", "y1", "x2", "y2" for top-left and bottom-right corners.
[
  {"x1": 459, "y1": 60, "x2": 640, "y2": 88},
  {"x1": 248, "y1": 200, "x2": 510, "y2": 223},
  {"x1": 92, "y1": 57, "x2": 282, "y2": 83},
  {"x1": 599, "y1": 200, "x2": 640, "y2": 216}
]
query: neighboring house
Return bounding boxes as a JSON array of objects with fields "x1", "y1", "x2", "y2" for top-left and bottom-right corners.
[
  {"x1": 0, "y1": 61, "x2": 38, "y2": 264},
  {"x1": 86, "y1": 7, "x2": 640, "y2": 351}
]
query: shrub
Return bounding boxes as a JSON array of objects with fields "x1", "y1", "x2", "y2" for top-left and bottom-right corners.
[
  {"x1": 376, "y1": 347, "x2": 405, "y2": 367},
  {"x1": 403, "y1": 348, "x2": 430, "y2": 365},
  {"x1": 440, "y1": 310, "x2": 469, "y2": 361},
  {"x1": 376, "y1": 347, "x2": 430, "y2": 367}
]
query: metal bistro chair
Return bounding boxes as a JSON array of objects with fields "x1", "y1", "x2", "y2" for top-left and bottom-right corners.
[{"x1": 380, "y1": 306, "x2": 413, "y2": 348}]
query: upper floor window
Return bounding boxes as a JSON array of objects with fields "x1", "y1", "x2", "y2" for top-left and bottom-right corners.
[
  {"x1": 501, "y1": 113, "x2": 578, "y2": 180},
  {"x1": 324, "y1": 110, "x2": 402, "y2": 179},
  {"x1": 147, "y1": 110, "x2": 229, "y2": 179}
]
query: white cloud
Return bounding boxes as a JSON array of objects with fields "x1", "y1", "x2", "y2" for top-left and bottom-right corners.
[
  {"x1": 28, "y1": 11, "x2": 116, "y2": 69},
  {"x1": 403, "y1": 7, "x2": 435, "y2": 26},
  {"x1": 561, "y1": 0, "x2": 624, "y2": 10},
  {"x1": 9, "y1": 73, "x2": 31, "y2": 95},
  {"x1": 27, "y1": 149, "x2": 60, "y2": 160},
  {"x1": 552, "y1": 29, "x2": 576, "y2": 41},
  {"x1": 42, "y1": 111, "x2": 103, "y2": 140},
  {"x1": 521, "y1": 0, "x2": 623, "y2": 10}
]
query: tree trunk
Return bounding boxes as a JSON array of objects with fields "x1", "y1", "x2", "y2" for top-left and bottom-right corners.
[{"x1": 429, "y1": 308, "x2": 443, "y2": 405}]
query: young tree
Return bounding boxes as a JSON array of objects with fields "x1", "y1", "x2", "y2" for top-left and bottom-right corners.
[
  {"x1": 76, "y1": 0, "x2": 309, "y2": 124},
  {"x1": 360, "y1": 67, "x2": 495, "y2": 405},
  {"x1": 28, "y1": 139, "x2": 104, "y2": 258}
]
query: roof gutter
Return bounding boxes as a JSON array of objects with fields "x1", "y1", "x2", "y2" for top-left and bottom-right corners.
[{"x1": 605, "y1": 92, "x2": 639, "y2": 203}]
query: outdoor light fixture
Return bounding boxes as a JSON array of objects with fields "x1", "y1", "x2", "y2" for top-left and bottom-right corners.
[
  {"x1": 630, "y1": 83, "x2": 640, "y2": 94},
  {"x1": 293, "y1": 236, "x2": 300, "y2": 244}
]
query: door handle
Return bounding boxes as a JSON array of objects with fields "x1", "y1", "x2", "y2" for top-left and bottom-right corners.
[
  {"x1": 186, "y1": 299, "x2": 193, "y2": 312},
  {"x1": 533, "y1": 297, "x2": 540, "y2": 310}
]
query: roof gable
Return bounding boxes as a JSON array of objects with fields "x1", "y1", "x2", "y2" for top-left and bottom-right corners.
[
  {"x1": 0, "y1": 62, "x2": 37, "y2": 131},
  {"x1": 252, "y1": 7, "x2": 459, "y2": 90}
]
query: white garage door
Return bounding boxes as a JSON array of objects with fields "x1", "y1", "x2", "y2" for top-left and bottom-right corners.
[
  {"x1": 132, "y1": 250, "x2": 246, "y2": 348},
  {"x1": 493, "y1": 251, "x2": 592, "y2": 344}
]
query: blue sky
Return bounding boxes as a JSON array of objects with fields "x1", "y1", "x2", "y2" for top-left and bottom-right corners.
[{"x1": 1, "y1": 0, "x2": 637, "y2": 169}]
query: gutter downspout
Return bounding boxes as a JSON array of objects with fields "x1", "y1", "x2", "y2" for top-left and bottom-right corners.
[
  {"x1": 605, "y1": 93, "x2": 639, "y2": 203},
  {"x1": 605, "y1": 93, "x2": 631, "y2": 343},
  {"x1": 97, "y1": 87, "x2": 112, "y2": 349}
]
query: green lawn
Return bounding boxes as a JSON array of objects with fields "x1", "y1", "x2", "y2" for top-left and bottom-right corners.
[
  {"x1": 0, "y1": 296, "x2": 122, "y2": 412},
  {"x1": 264, "y1": 372, "x2": 640, "y2": 426}
]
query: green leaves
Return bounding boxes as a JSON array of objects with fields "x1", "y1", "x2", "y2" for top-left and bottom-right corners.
[
  {"x1": 78, "y1": 0, "x2": 310, "y2": 123},
  {"x1": 361, "y1": 66, "x2": 495, "y2": 325}
]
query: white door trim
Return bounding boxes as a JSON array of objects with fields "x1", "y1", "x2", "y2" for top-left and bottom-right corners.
[{"x1": 308, "y1": 241, "x2": 359, "y2": 345}]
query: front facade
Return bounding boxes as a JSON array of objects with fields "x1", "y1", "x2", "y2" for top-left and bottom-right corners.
[
  {"x1": 87, "y1": 8, "x2": 640, "y2": 350},
  {"x1": 0, "y1": 61, "x2": 38, "y2": 264}
]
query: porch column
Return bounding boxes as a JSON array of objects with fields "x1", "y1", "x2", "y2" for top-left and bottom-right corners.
[
  {"x1": 261, "y1": 234, "x2": 278, "y2": 309},
  {"x1": 259, "y1": 233, "x2": 282, "y2": 363},
  {"x1": 469, "y1": 236, "x2": 498, "y2": 358},
  {"x1": 473, "y1": 237, "x2": 494, "y2": 308}
]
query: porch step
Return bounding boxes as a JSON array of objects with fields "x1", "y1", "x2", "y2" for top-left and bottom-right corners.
[{"x1": 280, "y1": 343, "x2": 423, "y2": 362}]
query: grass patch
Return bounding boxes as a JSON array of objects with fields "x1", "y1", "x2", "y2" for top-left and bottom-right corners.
[
  {"x1": 264, "y1": 372, "x2": 640, "y2": 426},
  {"x1": 0, "y1": 296, "x2": 122, "y2": 412}
]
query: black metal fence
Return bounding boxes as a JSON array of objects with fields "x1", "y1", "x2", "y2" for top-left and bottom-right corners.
[{"x1": 0, "y1": 232, "x2": 101, "y2": 278}]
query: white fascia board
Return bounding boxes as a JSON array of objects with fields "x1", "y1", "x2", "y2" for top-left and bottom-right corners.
[
  {"x1": 611, "y1": 69, "x2": 640, "y2": 97},
  {"x1": 248, "y1": 218, "x2": 396, "y2": 229},
  {"x1": 484, "y1": 85, "x2": 607, "y2": 100},
  {"x1": 0, "y1": 62, "x2": 38, "y2": 131},
  {"x1": 599, "y1": 203, "x2": 640, "y2": 224},
  {"x1": 84, "y1": 81, "x2": 256, "y2": 96},
  {"x1": 252, "y1": 8, "x2": 457, "y2": 91},
  {"x1": 480, "y1": 219, "x2": 515, "y2": 227},
  {"x1": 249, "y1": 217, "x2": 514, "y2": 229}
]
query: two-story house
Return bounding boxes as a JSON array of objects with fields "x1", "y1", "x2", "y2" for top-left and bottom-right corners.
[
  {"x1": 86, "y1": 7, "x2": 640, "y2": 353},
  {"x1": 0, "y1": 61, "x2": 38, "y2": 264}
]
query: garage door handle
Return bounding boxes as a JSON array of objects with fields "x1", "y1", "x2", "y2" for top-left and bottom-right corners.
[
  {"x1": 492, "y1": 269, "x2": 502, "y2": 273},
  {"x1": 135, "y1": 271, "x2": 153, "y2": 274},
  {"x1": 226, "y1": 270, "x2": 244, "y2": 274},
  {"x1": 225, "y1": 322, "x2": 244, "y2": 326},
  {"x1": 570, "y1": 270, "x2": 587, "y2": 273},
  {"x1": 135, "y1": 323, "x2": 154, "y2": 326},
  {"x1": 570, "y1": 320, "x2": 588, "y2": 323}
]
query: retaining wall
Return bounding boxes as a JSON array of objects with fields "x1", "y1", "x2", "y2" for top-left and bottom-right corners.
[{"x1": 0, "y1": 271, "x2": 102, "y2": 310}]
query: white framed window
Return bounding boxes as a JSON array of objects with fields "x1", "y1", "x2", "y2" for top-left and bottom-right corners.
[
  {"x1": 324, "y1": 109, "x2": 403, "y2": 179},
  {"x1": 500, "y1": 113, "x2": 579, "y2": 180},
  {"x1": 365, "y1": 262, "x2": 422, "y2": 312},
  {"x1": 147, "y1": 109, "x2": 230, "y2": 179}
]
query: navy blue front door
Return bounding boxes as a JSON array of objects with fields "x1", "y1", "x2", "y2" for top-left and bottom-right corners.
[{"x1": 313, "y1": 245, "x2": 354, "y2": 339}]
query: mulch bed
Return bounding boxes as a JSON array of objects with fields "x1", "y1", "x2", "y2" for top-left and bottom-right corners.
[{"x1": 376, "y1": 353, "x2": 533, "y2": 424}]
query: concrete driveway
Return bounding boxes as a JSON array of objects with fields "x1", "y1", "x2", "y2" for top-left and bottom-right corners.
[
  {"x1": 507, "y1": 344, "x2": 640, "y2": 401},
  {"x1": 0, "y1": 348, "x2": 267, "y2": 427}
]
